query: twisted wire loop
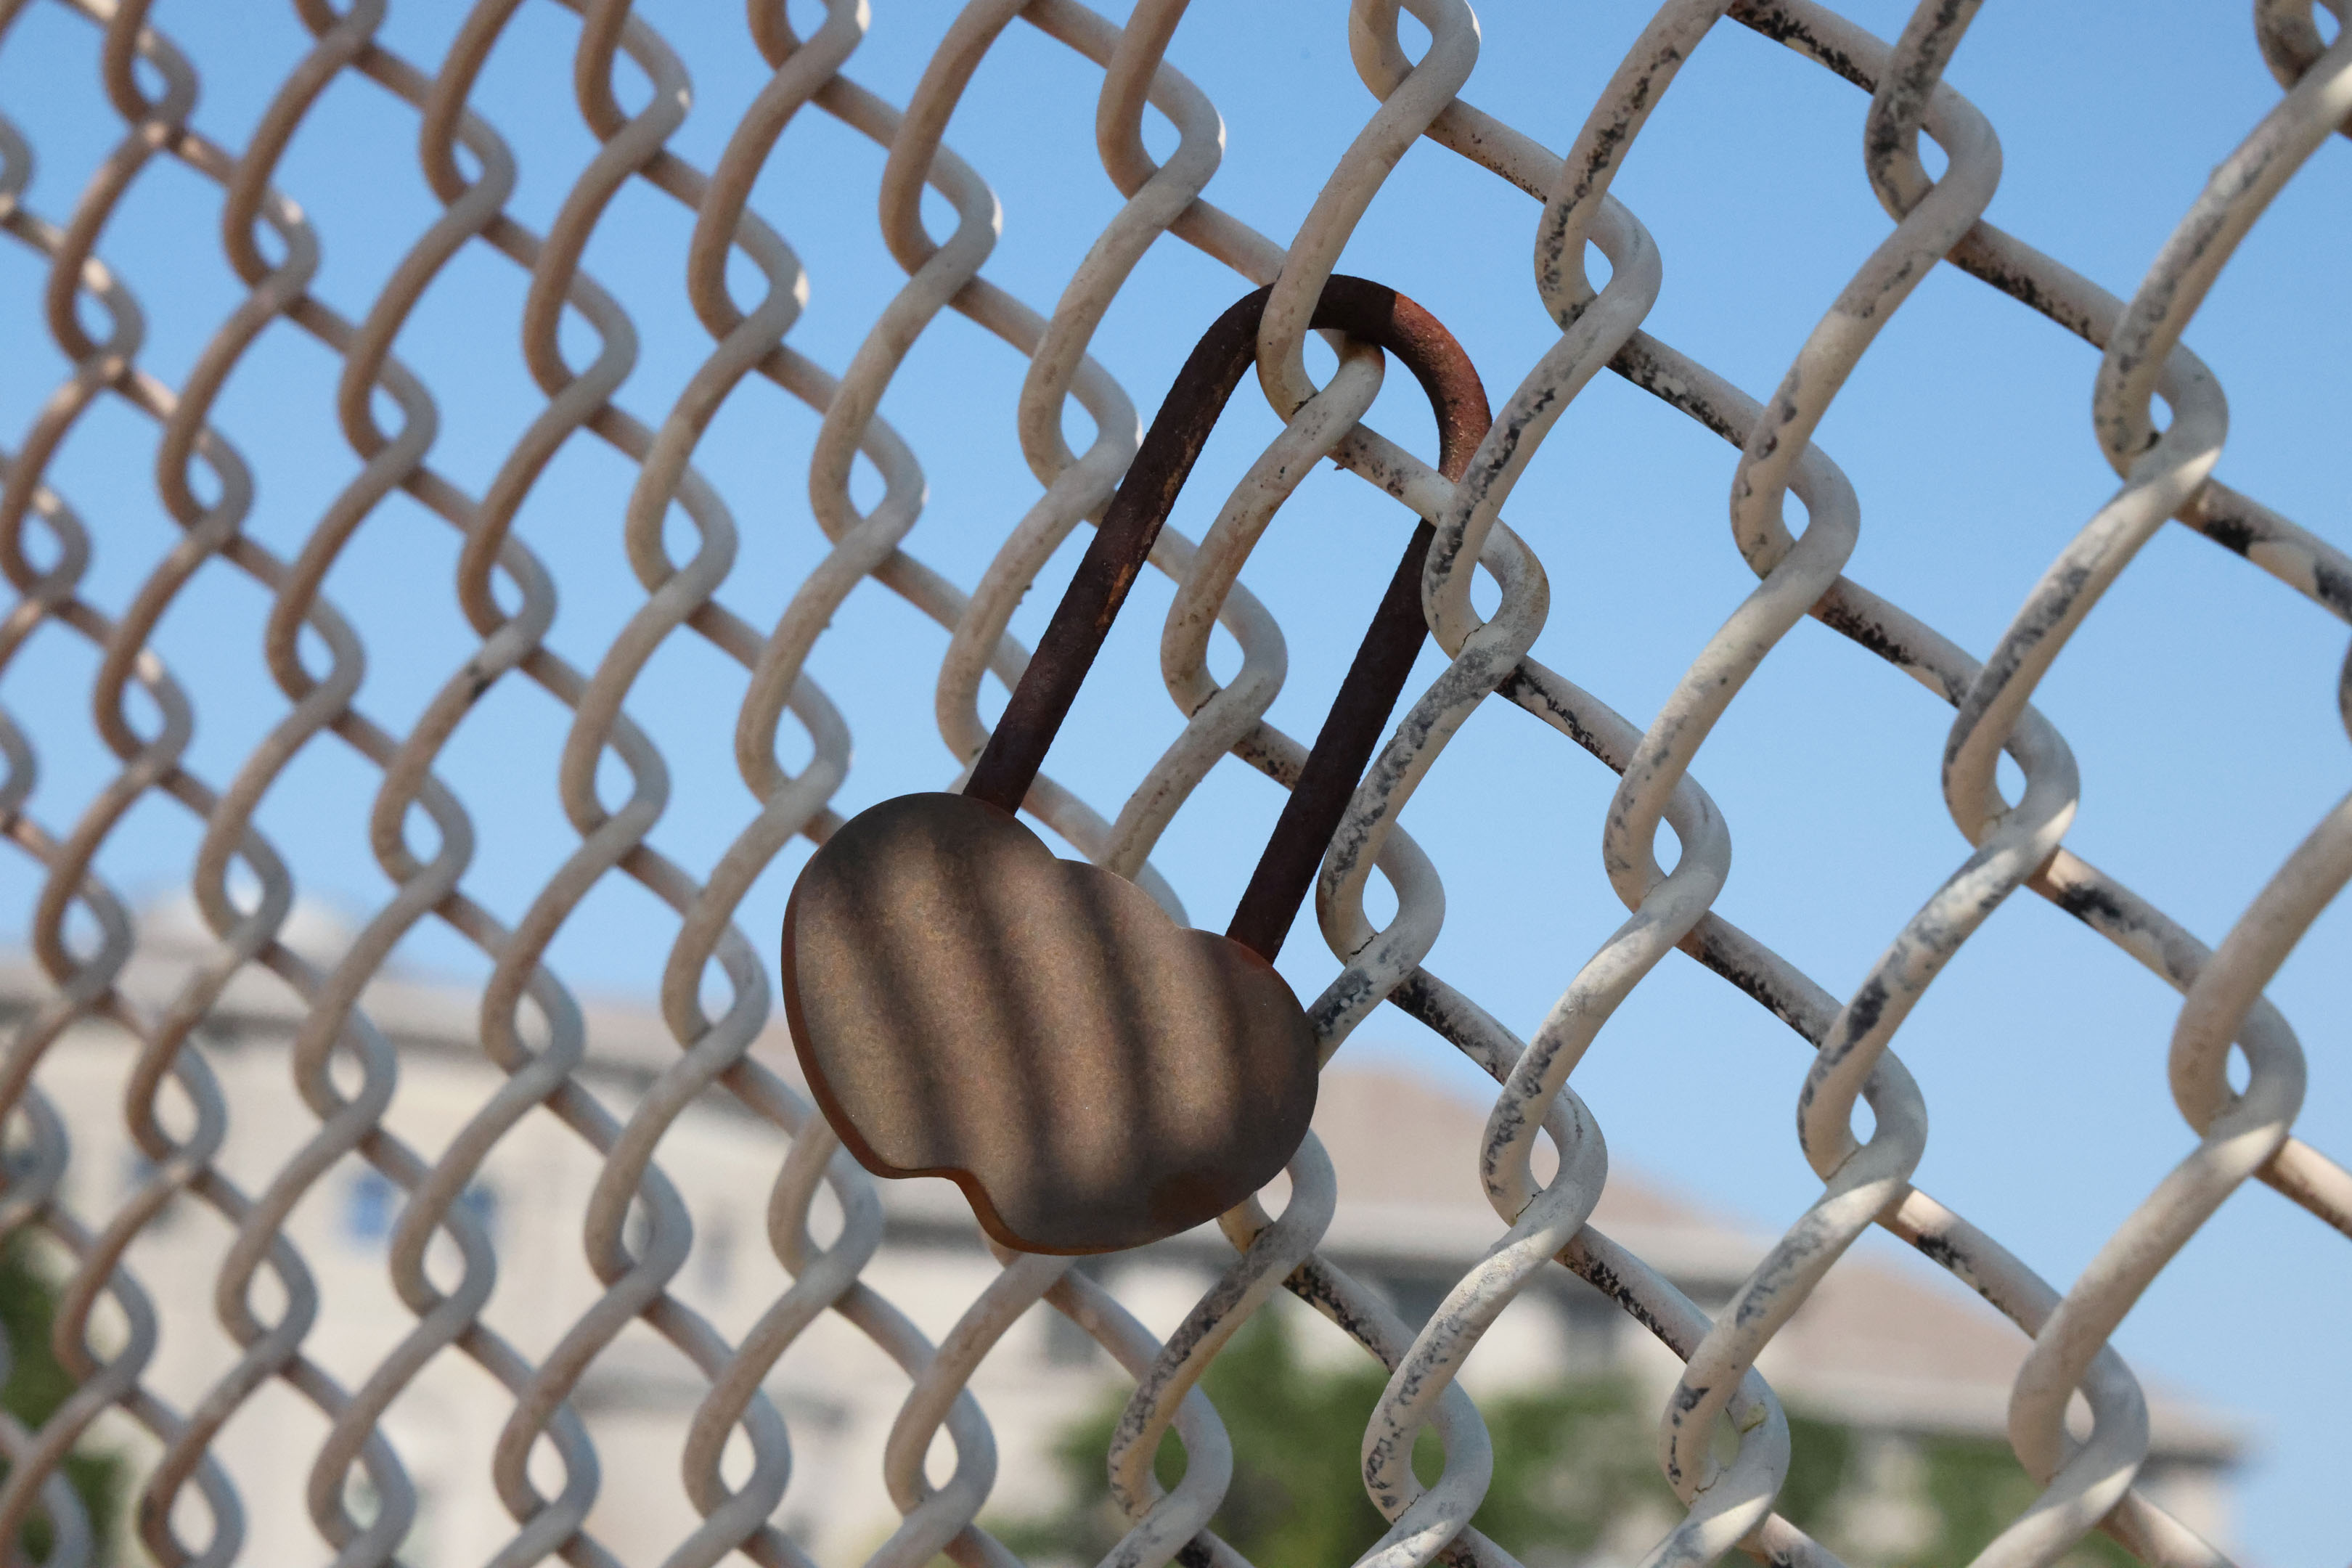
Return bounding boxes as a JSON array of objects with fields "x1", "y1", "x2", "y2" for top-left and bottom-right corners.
[{"x1": 0, "y1": 0, "x2": 2343, "y2": 1565}]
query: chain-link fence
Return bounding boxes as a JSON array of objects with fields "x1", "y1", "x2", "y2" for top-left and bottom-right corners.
[{"x1": 0, "y1": 0, "x2": 2347, "y2": 1564}]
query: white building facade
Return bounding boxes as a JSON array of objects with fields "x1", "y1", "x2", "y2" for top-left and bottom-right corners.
[{"x1": 7, "y1": 908, "x2": 2239, "y2": 1564}]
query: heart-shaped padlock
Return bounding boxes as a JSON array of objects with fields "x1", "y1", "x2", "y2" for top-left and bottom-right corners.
[{"x1": 782, "y1": 277, "x2": 1490, "y2": 1254}]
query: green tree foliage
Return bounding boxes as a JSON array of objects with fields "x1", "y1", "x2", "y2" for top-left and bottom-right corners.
[
  {"x1": 1909, "y1": 1435, "x2": 2136, "y2": 1568},
  {"x1": 0, "y1": 1233, "x2": 122, "y2": 1564},
  {"x1": 992, "y1": 1307, "x2": 2146, "y2": 1567},
  {"x1": 992, "y1": 1309, "x2": 1679, "y2": 1567}
]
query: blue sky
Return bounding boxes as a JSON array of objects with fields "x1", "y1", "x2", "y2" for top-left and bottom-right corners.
[{"x1": 0, "y1": 1, "x2": 2345, "y2": 1561}]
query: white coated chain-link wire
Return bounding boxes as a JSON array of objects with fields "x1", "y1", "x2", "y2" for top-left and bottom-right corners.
[{"x1": 0, "y1": 0, "x2": 2345, "y2": 1564}]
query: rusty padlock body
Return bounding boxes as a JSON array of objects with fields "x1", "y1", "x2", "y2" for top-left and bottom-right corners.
[{"x1": 783, "y1": 277, "x2": 1491, "y2": 1254}]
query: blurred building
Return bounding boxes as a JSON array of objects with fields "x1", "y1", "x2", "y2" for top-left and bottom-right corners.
[{"x1": 6, "y1": 902, "x2": 2240, "y2": 1563}]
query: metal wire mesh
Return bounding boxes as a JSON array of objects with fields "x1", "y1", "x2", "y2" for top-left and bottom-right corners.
[{"x1": 0, "y1": 0, "x2": 2346, "y2": 1564}]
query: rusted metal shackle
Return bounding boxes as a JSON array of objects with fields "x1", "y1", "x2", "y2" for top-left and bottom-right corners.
[{"x1": 783, "y1": 277, "x2": 1492, "y2": 1255}]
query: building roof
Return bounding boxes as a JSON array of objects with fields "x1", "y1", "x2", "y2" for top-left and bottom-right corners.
[{"x1": 1303, "y1": 1066, "x2": 2242, "y2": 1461}]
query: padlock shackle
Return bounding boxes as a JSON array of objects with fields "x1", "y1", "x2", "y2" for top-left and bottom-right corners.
[{"x1": 963, "y1": 276, "x2": 1492, "y2": 963}]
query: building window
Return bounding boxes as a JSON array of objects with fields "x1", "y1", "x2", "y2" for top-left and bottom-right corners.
[
  {"x1": 698, "y1": 1212, "x2": 736, "y2": 1296},
  {"x1": 457, "y1": 1182, "x2": 497, "y2": 1241},
  {"x1": 122, "y1": 1151, "x2": 183, "y2": 1230},
  {"x1": 343, "y1": 1172, "x2": 498, "y2": 1246},
  {"x1": 1380, "y1": 1273, "x2": 1450, "y2": 1331},
  {"x1": 346, "y1": 1169, "x2": 396, "y2": 1243},
  {"x1": 1041, "y1": 1265, "x2": 1108, "y2": 1366},
  {"x1": 1043, "y1": 1305, "x2": 1101, "y2": 1366}
]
